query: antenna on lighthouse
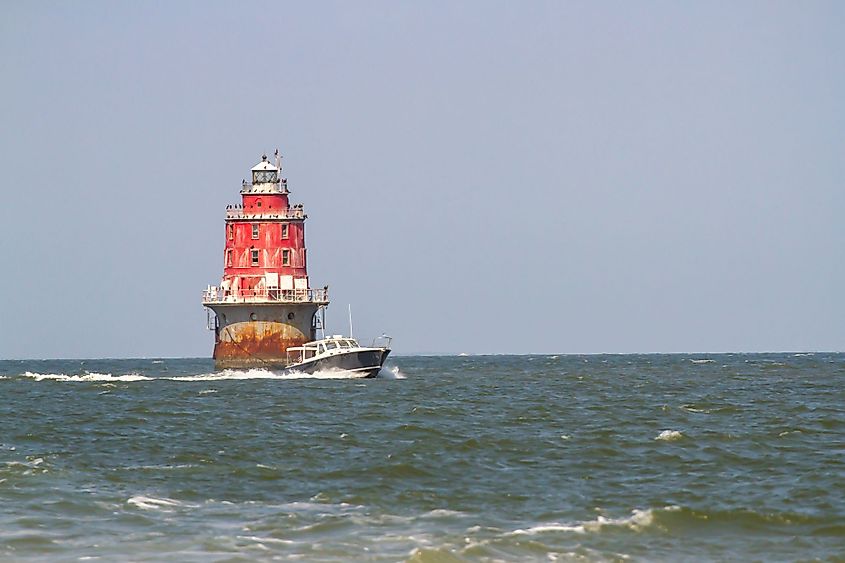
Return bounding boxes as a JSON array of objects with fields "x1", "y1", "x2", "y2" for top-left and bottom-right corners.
[{"x1": 275, "y1": 148, "x2": 281, "y2": 171}]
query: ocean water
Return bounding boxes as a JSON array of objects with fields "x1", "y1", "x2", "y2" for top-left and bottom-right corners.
[{"x1": 0, "y1": 353, "x2": 843, "y2": 562}]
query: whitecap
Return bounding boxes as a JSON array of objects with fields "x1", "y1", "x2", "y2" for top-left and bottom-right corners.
[
  {"x1": 422, "y1": 509, "x2": 464, "y2": 518},
  {"x1": 125, "y1": 463, "x2": 196, "y2": 471},
  {"x1": 690, "y1": 359, "x2": 715, "y2": 364},
  {"x1": 236, "y1": 535, "x2": 294, "y2": 546},
  {"x1": 655, "y1": 430, "x2": 684, "y2": 441},
  {"x1": 510, "y1": 507, "x2": 677, "y2": 536},
  {"x1": 127, "y1": 495, "x2": 186, "y2": 511},
  {"x1": 512, "y1": 523, "x2": 586, "y2": 534}
]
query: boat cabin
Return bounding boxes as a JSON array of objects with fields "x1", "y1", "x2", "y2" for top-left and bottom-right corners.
[{"x1": 285, "y1": 336, "x2": 362, "y2": 365}]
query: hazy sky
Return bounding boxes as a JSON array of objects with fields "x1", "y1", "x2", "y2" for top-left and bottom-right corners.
[{"x1": 2, "y1": 1, "x2": 843, "y2": 358}]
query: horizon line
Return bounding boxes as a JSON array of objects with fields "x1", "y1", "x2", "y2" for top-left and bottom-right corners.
[{"x1": 2, "y1": 350, "x2": 842, "y2": 362}]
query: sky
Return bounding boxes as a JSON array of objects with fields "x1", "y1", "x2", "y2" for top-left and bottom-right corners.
[{"x1": 1, "y1": 1, "x2": 843, "y2": 358}]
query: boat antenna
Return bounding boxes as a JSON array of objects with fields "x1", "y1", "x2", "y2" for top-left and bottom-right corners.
[{"x1": 348, "y1": 304, "x2": 354, "y2": 338}]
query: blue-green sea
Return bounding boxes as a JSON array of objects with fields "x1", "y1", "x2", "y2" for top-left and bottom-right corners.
[{"x1": 1, "y1": 353, "x2": 843, "y2": 562}]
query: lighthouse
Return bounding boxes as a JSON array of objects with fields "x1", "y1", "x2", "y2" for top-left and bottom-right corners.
[{"x1": 202, "y1": 153, "x2": 329, "y2": 368}]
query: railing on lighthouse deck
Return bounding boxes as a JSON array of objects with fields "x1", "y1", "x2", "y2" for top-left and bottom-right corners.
[
  {"x1": 202, "y1": 286, "x2": 329, "y2": 305},
  {"x1": 224, "y1": 207, "x2": 306, "y2": 220}
]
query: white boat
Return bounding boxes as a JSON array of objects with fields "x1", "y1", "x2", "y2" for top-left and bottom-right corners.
[{"x1": 284, "y1": 335, "x2": 391, "y2": 378}]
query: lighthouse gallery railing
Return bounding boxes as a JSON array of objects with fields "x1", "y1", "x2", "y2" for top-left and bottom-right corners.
[
  {"x1": 202, "y1": 287, "x2": 328, "y2": 304},
  {"x1": 225, "y1": 208, "x2": 305, "y2": 220}
]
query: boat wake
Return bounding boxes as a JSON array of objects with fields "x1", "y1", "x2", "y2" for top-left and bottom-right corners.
[
  {"x1": 15, "y1": 367, "x2": 403, "y2": 383},
  {"x1": 21, "y1": 371, "x2": 151, "y2": 382},
  {"x1": 378, "y1": 366, "x2": 406, "y2": 379},
  {"x1": 173, "y1": 368, "x2": 380, "y2": 381}
]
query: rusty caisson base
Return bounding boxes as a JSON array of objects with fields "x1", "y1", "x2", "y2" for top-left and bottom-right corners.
[{"x1": 207, "y1": 302, "x2": 319, "y2": 369}]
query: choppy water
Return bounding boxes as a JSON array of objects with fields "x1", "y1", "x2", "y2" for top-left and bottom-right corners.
[{"x1": 1, "y1": 353, "x2": 843, "y2": 561}]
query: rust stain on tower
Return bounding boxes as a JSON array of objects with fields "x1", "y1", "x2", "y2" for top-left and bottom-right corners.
[{"x1": 202, "y1": 152, "x2": 329, "y2": 368}]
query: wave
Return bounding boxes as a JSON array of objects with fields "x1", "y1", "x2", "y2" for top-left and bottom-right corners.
[
  {"x1": 511, "y1": 506, "x2": 676, "y2": 535},
  {"x1": 3, "y1": 457, "x2": 46, "y2": 470},
  {"x1": 421, "y1": 509, "x2": 465, "y2": 519},
  {"x1": 127, "y1": 495, "x2": 191, "y2": 511},
  {"x1": 235, "y1": 535, "x2": 295, "y2": 546},
  {"x1": 507, "y1": 505, "x2": 843, "y2": 537}
]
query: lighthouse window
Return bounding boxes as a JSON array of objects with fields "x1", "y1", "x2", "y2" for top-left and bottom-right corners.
[
  {"x1": 252, "y1": 224, "x2": 259, "y2": 239},
  {"x1": 227, "y1": 224, "x2": 233, "y2": 240},
  {"x1": 253, "y1": 170, "x2": 278, "y2": 183},
  {"x1": 282, "y1": 249, "x2": 291, "y2": 266},
  {"x1": 281, "y1": 223, "x2": 289, "y2": 239},
  {"x1": 251, "y1": 249, "x2": 260, "y2": 266}
]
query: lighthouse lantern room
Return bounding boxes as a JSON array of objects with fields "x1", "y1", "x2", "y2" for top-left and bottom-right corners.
[{"x1": 202, "y1": 152, "x2": 329, "y2": 368}]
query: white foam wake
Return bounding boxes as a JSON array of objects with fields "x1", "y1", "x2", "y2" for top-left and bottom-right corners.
[
  {"x1": 19, "y1": 366, "x2": 395, "y2": 383},
  {"x1": 168, "y1": 368, "x2": 374, "y2": 381},
  {"x1": 378, "y1": 366, "x2": 406, "y2": 379},
  {"x1": 167, "y1": 368, "x2": 284, "y2": 382},
  {"x1": 22, "y1": 371, "x2": 151, "y2": 382}
]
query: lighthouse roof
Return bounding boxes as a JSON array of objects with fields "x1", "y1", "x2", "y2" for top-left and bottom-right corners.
[{"x1": 251, "y1": 159, "x2": 279, "y2": 172}]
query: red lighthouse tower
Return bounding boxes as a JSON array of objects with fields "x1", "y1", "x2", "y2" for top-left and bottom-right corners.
[{"x1": 202, "y1": 152, "x2": 329, "y2": 368}]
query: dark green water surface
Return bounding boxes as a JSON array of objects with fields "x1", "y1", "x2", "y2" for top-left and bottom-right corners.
[{"x1": 1, "y1": 354, "x2": 843, "y2": 561}]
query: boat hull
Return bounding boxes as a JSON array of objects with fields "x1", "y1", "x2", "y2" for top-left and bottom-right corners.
[{"x1": 285, "y1": 348, "x2": 391, "y2": 378}]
